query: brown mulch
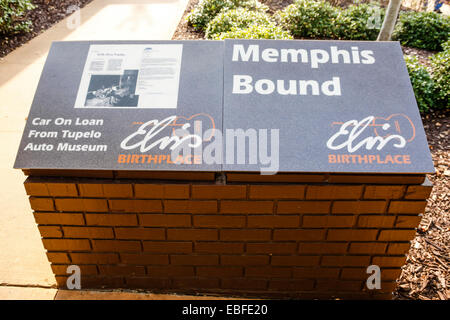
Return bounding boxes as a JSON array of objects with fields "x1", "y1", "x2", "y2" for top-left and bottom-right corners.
[
  {"x1": 0, "y1": 0, "x2": 94, "y2": 58},
  {"x1": 395, "y1": 110, "x2": 450, "y2": 300},
  {"x1": 172, "y1": 0, "x2": 205, "y2": 40},
  {"x1": 402, "y1": 46, "x2": 437, "y2": 67},
  {"x1": 260, "y1": 0, "x2": 295, "y2": 13}
]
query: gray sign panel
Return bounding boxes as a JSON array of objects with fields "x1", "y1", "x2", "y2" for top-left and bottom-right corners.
[
  {"x1": 15, "y1": 40, "x2": 434, "y2": 174},
  {"x1": 14, "y1": 41, "x2": 223, "y2": 172},
  {"x1": 222, "y1": 39, "x2": 434, "y2": 174}
]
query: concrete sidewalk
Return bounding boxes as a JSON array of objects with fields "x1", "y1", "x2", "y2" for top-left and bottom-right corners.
[
  {"x1": 0, "y1": 0, "x2": 189, "y2": 299},
  {"x1": 0, "y1": 286, "x2": 240, "y2": 300},
  {"x1": 0, "y1": 286, "x2": 237, "y2": 300}
]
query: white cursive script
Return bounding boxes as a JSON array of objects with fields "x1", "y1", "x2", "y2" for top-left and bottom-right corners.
[
  {"x1": 120, "y1": 116, "x2": 202, "y2": 152},
  {"x1": 326, "y1": 116, "x2": 407, "y2": 153}
]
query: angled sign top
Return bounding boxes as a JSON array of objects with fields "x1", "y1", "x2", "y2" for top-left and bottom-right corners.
[
  {"x1": 14, "y1": 40, "x2": 434, "y2": 174},
  {"x1": 222, "y1": 39, "x2": 434, "y2": 173}
]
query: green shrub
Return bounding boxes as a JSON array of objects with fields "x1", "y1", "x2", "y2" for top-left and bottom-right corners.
[
  {"x1": 404, "y1": 55, "x2": 436, "y2": 113},
  {"x1": 393, "y1": 11, "x2": 450, "y2": 51},
  {"x1": 0, "y1": 0, "x2": 35, "y2": 35},
  {"x1": 430, "y1": 40, "x2": 450, "y2": 108},
  {"x1": 334, "y1": 3, "x2": 385, "y2": 40},
  {"x1": 187, "y1": 0, "x2": 268, "y2": 31},
  {"x1": 212, "y1": 24, "x2": 293, "y2": 40},
  {"x1": 276, "y1": 0, "x2": 338, "y2": 39},
  {"x1": 205, "y1": 7, "x2": 274, "y2": 39}
]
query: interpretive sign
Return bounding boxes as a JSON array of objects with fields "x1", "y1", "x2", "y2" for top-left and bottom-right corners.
[
  {"x1": 14, "y1": 40, "x2": 434, "y2": 174},
  {"x1": 223, "y1": 39, "x2": 434, "y2": 173},
  {"x1": 14, "y1": 41, "x2": 223, "y2": 171}
]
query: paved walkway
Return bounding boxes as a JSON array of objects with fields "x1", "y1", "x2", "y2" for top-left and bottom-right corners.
[
  {"x1": 0, "y1": 0, "x2": 189, "y2": 299},
  {"x1": 0, "y1": 287, "x2": 237, "y2": 300}
]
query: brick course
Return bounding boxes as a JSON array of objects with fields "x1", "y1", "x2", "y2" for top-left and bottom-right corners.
[{"x1": 24, "y1": 174, "x2": 431, "y2": 299}]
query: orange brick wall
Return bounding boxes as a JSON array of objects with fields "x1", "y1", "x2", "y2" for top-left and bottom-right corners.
[{"x1": 24, "y1": 172, "x2": 432, "y2": 299}]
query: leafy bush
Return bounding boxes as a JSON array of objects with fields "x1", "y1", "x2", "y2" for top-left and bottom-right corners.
[
  {"x1": 205, "y1": 7, "x2": 273, "y2": 39},
  {"x1": 334, "y1": 3, "x2": 385, "y2": 40},
  {"x1": 187, "y1": 0, "x2": 268, "y2": 31},
  {"x1": 0, "y1": 0, "x2": 35, "y2": 35},
  {"x1": 212, "y1": 23, "x2": 293, "y2": 40},
  {"x1": 430, "y1": 40, "x2": 450, "y2": 108},
  {"x1": 276, "y1": 0, "x2": 338, "y2": 39},
  {"x1": 393, "y1": 11, "x2": 450, "y2": 51},
  {"x1": 404, "y1": 55, "x2": 436, "y2": 113}
]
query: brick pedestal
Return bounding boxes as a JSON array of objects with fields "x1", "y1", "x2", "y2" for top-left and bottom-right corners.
[{"x1": 24, "y1": 171, "x2": 431, "y2": 299}]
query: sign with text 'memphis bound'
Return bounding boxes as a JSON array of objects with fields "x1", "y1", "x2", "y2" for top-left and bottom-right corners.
[{"x1": 14, "y1": 40, "x2": 434, "y2": 174}]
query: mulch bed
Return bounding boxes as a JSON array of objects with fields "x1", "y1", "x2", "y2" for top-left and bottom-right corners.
[
  {"x1": 395, "y1": 109, "x2": 449, "y2": 300},
  {"x1": 172, "y1": 0, "x2": 206, "y2": 40},
  {"x1": 0, "y1": 0, "x2": 94, "y2": 58},
  {"x1": 402, "y1": 46, "x2": 437, "y2": 67},
  {"x1": 174, "y1": 0, "x2": 449, "y2": 300}
]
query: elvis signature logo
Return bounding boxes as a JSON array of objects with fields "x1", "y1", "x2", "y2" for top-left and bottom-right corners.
[
  {"x1": 327, "y1": 114, "x2": 416, "y2": 153},
  {"x1": 120, "y1": 113, "x2": 215, "y2": 153},
  {"x1": 118, "y1": 113, "x2": 280, "y2": 173},
  {"x1": 326, "y1": 114, "x2": 416, "y2": 165}
]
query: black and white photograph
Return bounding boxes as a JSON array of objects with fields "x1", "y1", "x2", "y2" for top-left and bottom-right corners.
[{"x1": 85, "y1": 69, "x2": 139, "y2": 107}]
